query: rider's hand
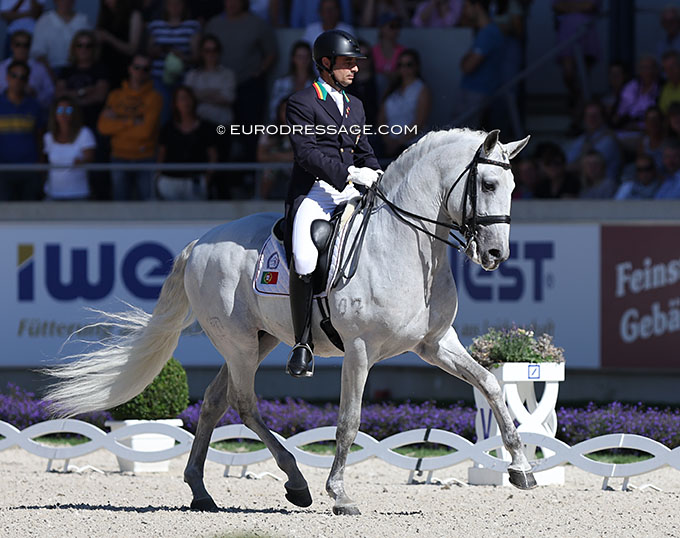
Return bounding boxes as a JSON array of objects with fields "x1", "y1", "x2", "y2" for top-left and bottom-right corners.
[{"x1": 347, "y1": 166, "x2": 381, "y2": 188}]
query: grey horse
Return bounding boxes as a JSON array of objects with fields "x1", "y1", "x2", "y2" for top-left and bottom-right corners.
[{"x1": 46, "y1": 128, "x2": 532, "y2": 515}]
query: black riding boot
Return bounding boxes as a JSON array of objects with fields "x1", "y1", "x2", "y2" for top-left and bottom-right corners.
[{"x1": 286, "y1": 265, "x2": 314, "y2": 378}]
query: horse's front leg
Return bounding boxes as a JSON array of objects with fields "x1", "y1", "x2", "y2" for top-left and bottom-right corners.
[
  {"x1": 326, "y1": 340, "x2": 370, "y2": 515},
  {"x1": 417, "y1": 327, "x2": 537, "y2": 489}
]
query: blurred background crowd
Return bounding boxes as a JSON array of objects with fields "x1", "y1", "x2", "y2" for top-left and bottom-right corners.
[{"x1": 0, "y1": 0, "x2": 679, "y2": 202}]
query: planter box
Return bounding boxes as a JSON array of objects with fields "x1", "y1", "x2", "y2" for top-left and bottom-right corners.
[
  {"x1": 105, "y1": 419, "x2": 183, "y2": 473},
  {"x1": 469, "y1": 362, "x2": 565, "y2": 486}
]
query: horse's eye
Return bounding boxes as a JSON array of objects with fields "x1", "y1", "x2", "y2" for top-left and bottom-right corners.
[{"x1": 482, "y1": 181, "x2": 496, "y2": 192}]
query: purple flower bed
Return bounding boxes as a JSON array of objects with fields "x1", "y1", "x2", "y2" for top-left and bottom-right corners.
[
  {"x1": 178, "y1": 398, "x2": 477, "y2": 441},
  {"x1": 0, "y1": 383, "x2": 111, "y2": 431},
  {"x1": 2, "y1": 383, "x2": 680, "y2": 449}
]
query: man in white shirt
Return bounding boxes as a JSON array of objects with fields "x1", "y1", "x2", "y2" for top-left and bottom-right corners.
[{"x1": 29, "y1": 0, "x2": 90, "y2": 75}]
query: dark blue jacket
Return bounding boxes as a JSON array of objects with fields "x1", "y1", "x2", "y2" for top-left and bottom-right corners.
[{"x1": 285, "y1": 80, "x2": 380, "y2": 207}]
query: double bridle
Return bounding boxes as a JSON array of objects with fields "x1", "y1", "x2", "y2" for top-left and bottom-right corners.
[
  {"x1": 332, "y1": 143, "x2": 512, "y2": 287},
  {"x1": 375, "y1": 142, "x2": 512, "y2": 251}
]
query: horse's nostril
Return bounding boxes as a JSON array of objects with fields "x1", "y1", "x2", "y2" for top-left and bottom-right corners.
[{"x1": 488, "y1": 249, "x2": 502, "y2": 259}]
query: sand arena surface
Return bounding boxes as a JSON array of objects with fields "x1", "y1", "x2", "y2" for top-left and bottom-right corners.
[{"x1": 1, "y1": 447, "x2": 680, "y2": 538}]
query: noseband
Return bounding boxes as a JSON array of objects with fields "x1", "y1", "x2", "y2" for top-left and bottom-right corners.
[{"x1": 375, "y1": 142, "x2": 512, "y2": 251}]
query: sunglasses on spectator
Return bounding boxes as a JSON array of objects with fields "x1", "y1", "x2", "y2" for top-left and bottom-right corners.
[
  {"x1": 12, "y1": 41, "x2": 30, "y2": 48},
  {"x1": 131, "y1": 64, "x2": 151, "y2": 72},
  {"x1": 636, "y1": 165, "x2": 655, "y2": 172},
  {"x1": 398, "y1": 61, "x2": 415, "y2": 68},
  {"x1": 76, "y1": 41, "x2": 94, "y2": 49},
  {"x1": 202, "y1": 46, "x2": 219, "y2": 53},
  {"x1": 56, "y1": 105, "x2": 74, "y2": 115},
  {"x1": 8, "y1": 71, "x2": 28, "y2": 81}
]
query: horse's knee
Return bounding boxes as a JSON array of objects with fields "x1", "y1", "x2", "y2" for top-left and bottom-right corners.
[{"x1": 479, "y1": 372, "x2": 502, "y2": 401}]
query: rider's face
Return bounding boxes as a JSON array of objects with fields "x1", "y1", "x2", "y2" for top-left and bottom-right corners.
[{"x1": 331, "y1": 56, "x2": 358, "y2": 87}]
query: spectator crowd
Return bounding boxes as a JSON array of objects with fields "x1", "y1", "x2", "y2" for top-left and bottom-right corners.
[{"x1": 0, "y1": 0, "x2": 679, "y2": 201}]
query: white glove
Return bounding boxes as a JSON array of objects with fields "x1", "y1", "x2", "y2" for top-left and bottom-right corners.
[{"x1": 347, "y1": 166, "x2": 380, "y2": 188}]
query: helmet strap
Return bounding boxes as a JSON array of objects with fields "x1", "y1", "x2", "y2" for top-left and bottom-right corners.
[{"x1": 319, "y1": 57, "x2": 347, "y2": 91}]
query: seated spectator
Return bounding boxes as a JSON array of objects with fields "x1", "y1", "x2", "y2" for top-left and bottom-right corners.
[
  {"x1": 565, "y1": 100, "x2": 621, "y2": 180},
  {"x1": 512, "y1": 157, "x2": 539, "y2": 199},
  {"x1": 533, "y1": 142, "x2": 580, "y2": 199},
  {"x1": 360, "y1": 0, "x2": 407, "y2": 28},
  {"x1": 667, "y1": 101, "x2": 680, "y2": 141},
  {"x1": 412, "y1": 0, "x2": 462, "y2": 28},
  {"x1": 552, "y1": 0, "x2": 602, "y2": 126},
  {"x1": 147, "y1": 0, "x2": 201, "y2": 125},
  {"x1": 95, "y1": 0, "x2": 144, "y2": 89},
  {"x1": 0, "y1": 0, "x2": 44, "y2": 55},
  {"x1": 302, "y1": 0, "x2": 354, "y2": 45},
  {"x1": 184, "y1": 34, "x2": 236, "y2": 199},
  {"x1": 655, "y1": 139, "x2": 680, "y2": 198},
  {"x1": 0, "y1": 30, "x2": 53, "y2": 109},
  {"x1": 453, "y1": 0, "x2": 505, "y2": 130},
  {"x1": 97, "y1": 54, "x2": 162, "y2": 200},
  {"x1": 371, "y1": 14, "x2": 405, "y2": 87},
  {"x1": 612, "y1": 55, "x2": 660, "y2": 132},
  {"x1": 42, "y1": 96, "x2": 96, "y2": 200},
  {"x1": 614, "y1": 153, "x2": 659, "y2": 200},
  {"x1": 659, "y1": 50, "x2": 680, "y2": 116},
  {"x1": 347, "y1": 40, "x2": 379, "y2": 126},
  {"x1": 377, "y1": 49, "x2": 431, "y2": 157},
  {"x1": 55, "y1": 30, "x2": 110, "y2": 130},
  {"x1": 602, "y1": 61, "x2": 629, "y2": 123},
  {"x1": 268, "y1": 41, "x2": 314, "y2": 123},
  {"x1": 256, "y1": 97, "x2": 294, "y2": 199},
  {"x1": 637, "y1": 106, "x2": 665, "y2": 172},
  {"x1": 29, "y1": 0, "x2": 90, "y2": 77},
  {"x1": 290, "y1": 0, "x2": 353, "y2": 28},
  {"x1": 656, "y1": 5, "x2": 680, "y2": 62},
  {"x1": 156, "y1": 86, "x2": 218, "y2": 200},
  {"x1": 0, "y1": 60, "x2": 45, "y2": 200},
  {"x1": 577, "y1": 150, "x2": 617, "y2": 199}
]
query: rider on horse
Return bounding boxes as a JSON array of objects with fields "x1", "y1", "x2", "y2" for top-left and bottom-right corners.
[{"x1": 284, "y1": 30, "x2": 382, "y2": 378}]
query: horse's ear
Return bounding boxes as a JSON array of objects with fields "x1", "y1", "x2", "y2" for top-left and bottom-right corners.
[
  {"x1": 504, "y1": 135, "x2": 531, "y2": 160},
  {"x1": 482, "y1": 129, "x2": 500, "y2": 155}
]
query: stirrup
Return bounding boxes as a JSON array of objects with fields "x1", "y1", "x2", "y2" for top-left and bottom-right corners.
[{"x1": 285, "y1": 343, "x2": 314, "y2": 378}]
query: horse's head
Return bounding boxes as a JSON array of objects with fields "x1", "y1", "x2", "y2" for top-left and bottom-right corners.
[{"x1": 448, "y1": 130, "x2": 530, "y2": 271}]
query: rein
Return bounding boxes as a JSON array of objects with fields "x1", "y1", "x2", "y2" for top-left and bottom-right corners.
[
  {"x1": 377, "y1": 144, "x2": 512, "y2": 251},
  {"x1": 331, "y1": 142, "x2": 512, "y2": 288}
]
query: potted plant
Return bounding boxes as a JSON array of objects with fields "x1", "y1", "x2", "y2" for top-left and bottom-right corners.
[
  {"x1": 105, "y1": 357, "x2": 189, "y2": 473},
  {"x1": 467, "y1": 326, "x2": 566, "y2": 486}
]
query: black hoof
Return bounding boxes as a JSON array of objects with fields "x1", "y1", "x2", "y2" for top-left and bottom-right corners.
[
  {"x1": 285, "y1": 485, "x2": 313, "y2": 507},
  {"x1": 508, "y1": 468, "x2": 537, "y2": 490},
  {"x1": 190, "y1": 497, "x2": 219, "y2": 512},
  {"x1": 332, "y1": 504, "x2": 361, "y2": 516}
]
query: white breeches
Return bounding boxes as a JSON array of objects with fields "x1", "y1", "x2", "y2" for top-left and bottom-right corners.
[{"x1": 292, "y1": 180, "x2": 360, "y2": 275}]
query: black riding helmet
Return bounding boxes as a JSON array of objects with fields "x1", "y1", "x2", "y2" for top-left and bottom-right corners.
[{"x1": 313, "y1": 30, "x2": 365, "y2": 87}]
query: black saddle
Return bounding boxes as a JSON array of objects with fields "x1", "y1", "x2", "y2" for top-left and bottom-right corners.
[{"x1": 274, "y1": 203, "x2": 347, "y2": 295}]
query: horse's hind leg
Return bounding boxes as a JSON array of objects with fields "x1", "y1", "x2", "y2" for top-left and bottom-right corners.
[
  {"x1": 227, "y1": 334, "x2": 312, "y2": 508},
  {"x1": 184, "y1": 363, "x2": 230, "y2": 511},
  {"x1": 417, "y1": 328, "x2": 536, "y2": 490}
]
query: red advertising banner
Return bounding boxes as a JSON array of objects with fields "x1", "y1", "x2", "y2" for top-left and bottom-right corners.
[{"x1": 601, "y1": 225, "x2": 680, "y2": 369}]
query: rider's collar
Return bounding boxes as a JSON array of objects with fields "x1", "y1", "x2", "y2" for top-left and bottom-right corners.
[{"x1": 314, "y1": 78, "x2": 350, "y2": 102}]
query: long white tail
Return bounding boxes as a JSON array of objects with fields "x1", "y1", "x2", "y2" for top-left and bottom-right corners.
[{"x1": 45, "y1": 240, "x2": 198, "y2": 416}]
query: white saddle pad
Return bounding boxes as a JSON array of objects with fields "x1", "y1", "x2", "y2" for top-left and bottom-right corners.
[{"x1": 252, "y1": 203, "x2": 358, "y2": 298}]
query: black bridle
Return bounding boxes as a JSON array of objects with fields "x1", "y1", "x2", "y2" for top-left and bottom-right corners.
[
  {"x1": 375, "y1": 143, "x2": 512, "y2": 251},
  {"x1": 332, "y1": 143, "x2": 512, "y2": 288}
]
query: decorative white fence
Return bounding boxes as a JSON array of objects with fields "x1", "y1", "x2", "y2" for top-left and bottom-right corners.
[{"x1": 1, "y1": 419, "x2": 679, "y2": 490}]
